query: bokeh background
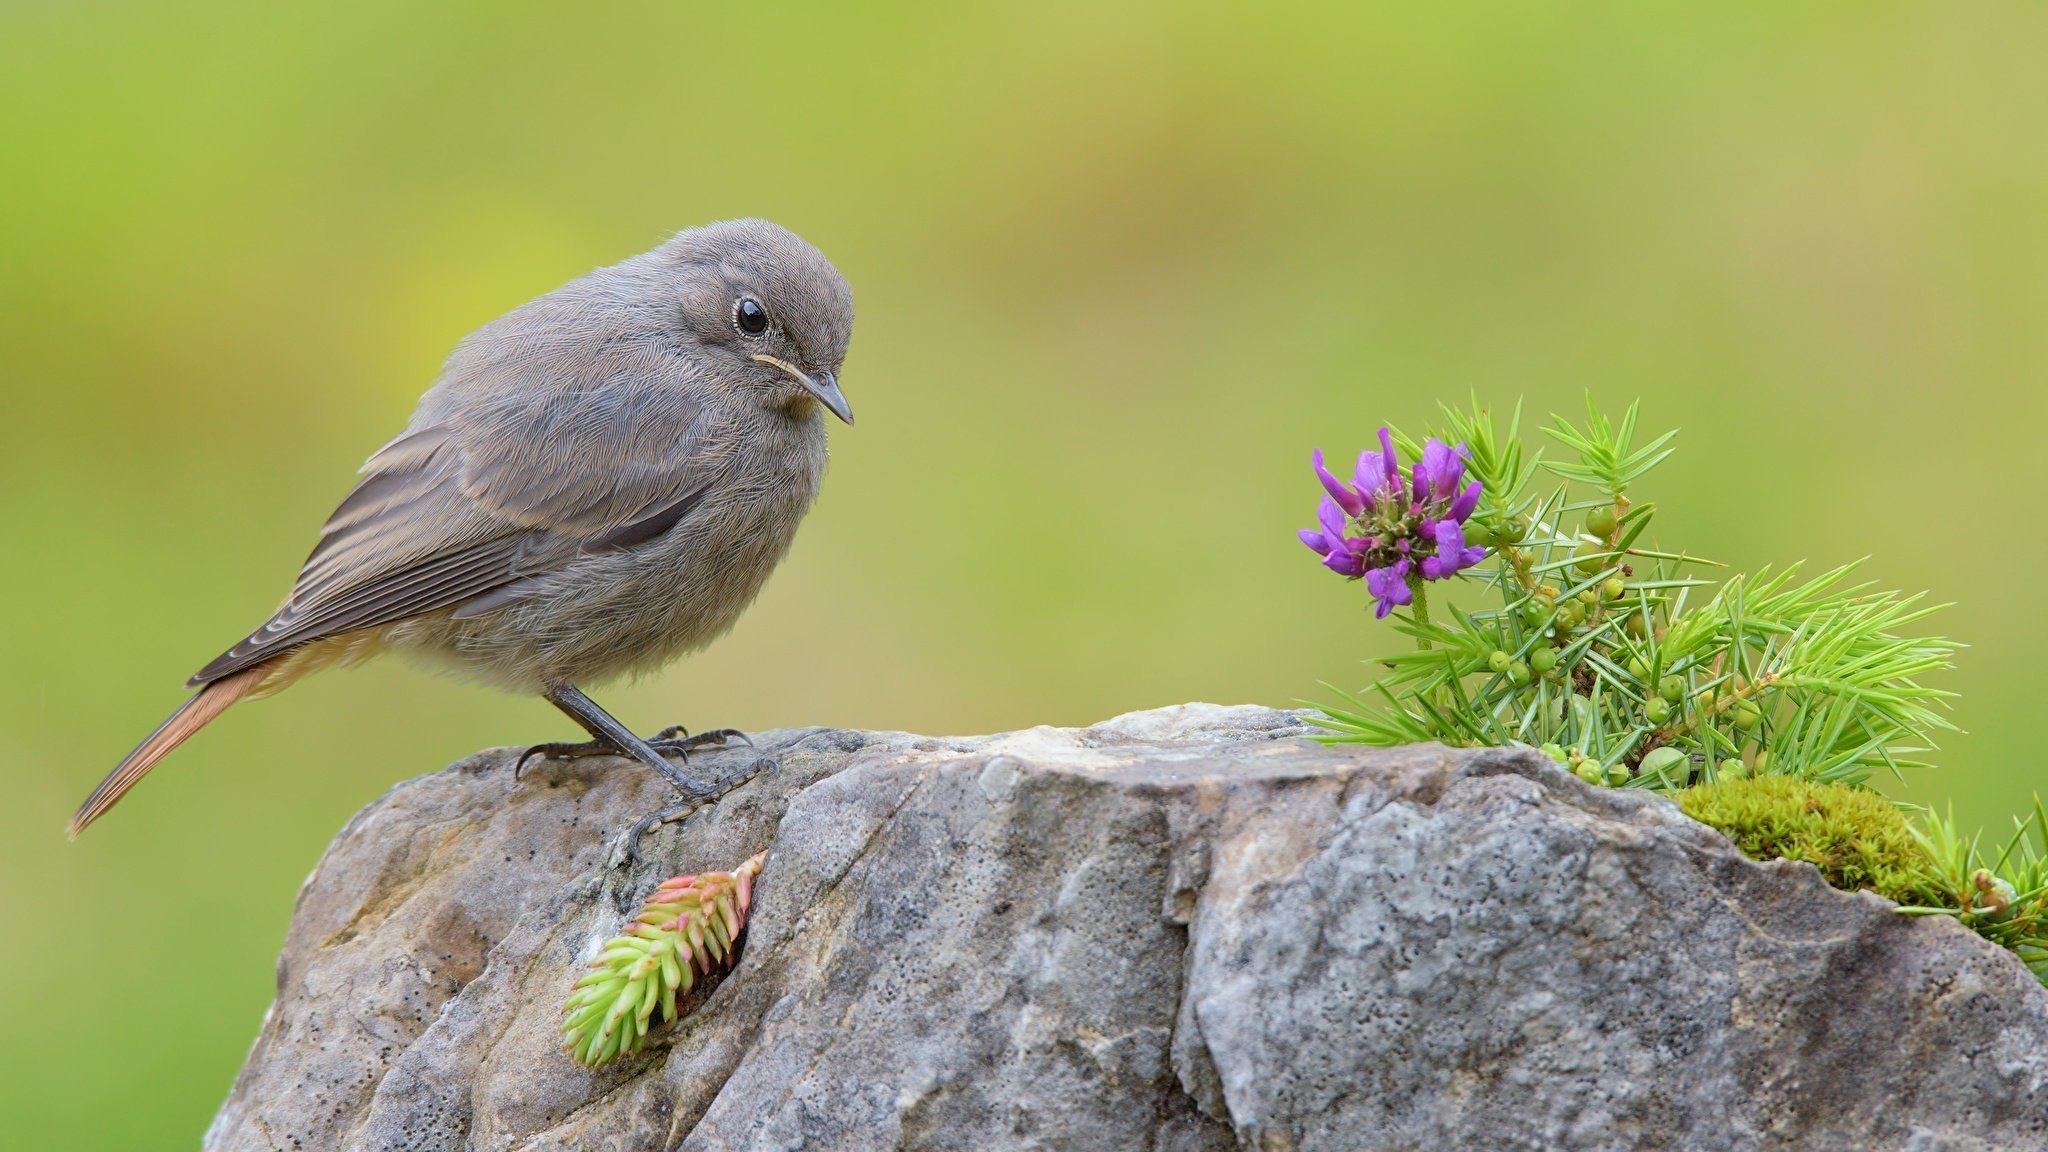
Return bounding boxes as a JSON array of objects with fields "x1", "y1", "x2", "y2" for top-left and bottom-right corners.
[{"x1": 4, "y1": 3, "x2": 2044, "y2": 1144}]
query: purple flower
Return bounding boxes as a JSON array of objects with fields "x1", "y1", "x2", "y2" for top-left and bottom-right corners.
[
  {"x1": 1296, "y1": 496, "x2": 1343, "y2": 554},
  {"x1": 1312, "y1": 450, "x2": 1365, "y2": 516},
  {"x1": 1298, "y1": 496, "x2": 1369, "y2": 576},
  {"x1": 1299, "y1": 427, "x2": 1490, "y2": 617},
  {"x1": 1448, "y1": 480, "x2": 1481, "y2": 524},
  {"x1": 1418, "y1": 518, "x2": 1488, "y2": 581},
  {"x1": 1414, "y1": 438, "x2": 1465, "y2": 501},
  {"x1": 1365, "y1": 560, "x2": 1414, "y2": 618},
  {"x1": 1368, "y1": 428, "x2": 1402, "y2": 491},
  {"x1": 1324, "y1": 544, "x2": 1368, "y2": 578}
]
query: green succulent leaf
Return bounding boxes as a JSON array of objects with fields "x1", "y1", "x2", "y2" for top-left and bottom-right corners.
[{"x1": 560, "y1": 851, "x2": 766, "y2": 1067}]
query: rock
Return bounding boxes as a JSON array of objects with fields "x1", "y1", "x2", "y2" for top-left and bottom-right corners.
[{"x1": 204, "y1": 704, "x2": 2048, "y2": 1152}]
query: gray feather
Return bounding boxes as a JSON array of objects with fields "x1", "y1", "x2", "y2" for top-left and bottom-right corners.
[{"x1": 187, "y1": 218, "x2": 854, "y2": 692}]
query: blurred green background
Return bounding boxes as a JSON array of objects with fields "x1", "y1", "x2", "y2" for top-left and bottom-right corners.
[{"x1": 4, "y1": 2, "x2": 2045, "y2": 1144}]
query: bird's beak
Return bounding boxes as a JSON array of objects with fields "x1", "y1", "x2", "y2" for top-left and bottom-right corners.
[
  {"x1": 753, "y1": 354, "x2": 854, "y2": 425},
  {"x1": 805, "y1": 369, "x2": 854, "y2": 425}
]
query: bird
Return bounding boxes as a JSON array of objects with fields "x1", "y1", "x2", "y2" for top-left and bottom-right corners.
[{"x1": 69, "y1": 218, "x2": 855, "y2": 845}]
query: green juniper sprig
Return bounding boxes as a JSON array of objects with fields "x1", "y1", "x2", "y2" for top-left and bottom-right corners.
[
  {"x1": 1303, "y1": 396, "x2": 1959, "y2": 793},
  {"x1": 1900, "y1": 803, "x2": 2048, "y2": 981},
  {"x1": 561, "y1": 851, "x2": 766, "y2": 1068}
]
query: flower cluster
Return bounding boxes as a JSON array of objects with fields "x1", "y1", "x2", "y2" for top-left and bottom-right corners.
[
  {"x1": 561, "y1": 852, "x2": 766, "y2": 1067},
  {"x1": 1298, "y1": 428, "x2": 1487, "y2": 617}
]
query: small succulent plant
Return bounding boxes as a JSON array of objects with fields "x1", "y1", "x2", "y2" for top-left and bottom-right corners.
[{"x1": 561, "y1": 851, "x2": 766, "y2": 1067}]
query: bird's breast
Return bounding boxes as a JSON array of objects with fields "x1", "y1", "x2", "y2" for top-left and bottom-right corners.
[{"x1": 446, "y1": 419, "x2": 829, "y2": 685}]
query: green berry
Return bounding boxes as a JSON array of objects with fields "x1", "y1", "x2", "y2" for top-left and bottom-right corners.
[
  {"x1": 1626, "y1": 657, "x2": 1650, "y2": 681},
  {"x1": 1604, "y1": 762, "x2": 1631, "y2": 786},
  {"x1": 1586, "y1": 505, "x2": 1617, "y2": 538},
  {"x1": 1508, "y1": 660, "x2": 1533, "y2": 686},
  {"x1": 1623, "y1": 613, "x2": 1649, "y2": 639},
  {"x1": 1973, "y1": 870, "x2": 2018, "y2": 916},
  {"x1": 1557, "y1": 604, "x2": 1584, "y2": 629},
  {"x1": 1576, "y1": 589, "x2": 1598, "y2": 607},
  {"x1": 1602, "y1": 576, "x2": 1627, "y2": 601},
  {"x1": 1733, "y1": 706, "x2": 1762, "y2": 732},
  {"x1": 1752, "y1": 751, "x2": 1771, "y2": 774},
  {"x1": 1575, "y1": 551, "x2": 1605, "y2": 577},
  {"x1": 1530, "y1": 646, "x2": 1559, "y2": 674},
  {"x1": 1718, "y1": 759, "x2": 1749, "y2": 780},
  {"x1": 1540, "y1": 742, "x2": 1569, "y2": 764},
  {"x1": 1659, "y1": 676, "x2": 1685, "y2": 703},
  {"x1": 1575, "y1": 760, "x2": 1604, "y2": 785},
  {"x1": 1638, "y1": 746, "x2": 1688, "y2": 785},
  {"x1": 1488, "y1": 650, "x2": 1512, "y2": 673},
  {"x1": 1644, "y1": 697, "x2": 1672, "y2": 725},
  {"x1": 1521, "y1": 602, "x2": 1551, "y2": 626}
]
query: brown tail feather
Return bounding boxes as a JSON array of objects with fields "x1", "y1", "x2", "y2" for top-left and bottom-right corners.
[{"x1": 69, "y1": 664, "x2": 271, "y2": 838}]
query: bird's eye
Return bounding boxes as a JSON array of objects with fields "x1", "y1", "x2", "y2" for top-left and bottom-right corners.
[{"x1": 733, "y1": 297, "x2": 769, "y2": 336}]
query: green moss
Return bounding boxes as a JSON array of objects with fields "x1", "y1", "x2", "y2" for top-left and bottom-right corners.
[{"x1": 1676, "y1": 775, "x2": 1943, "y2": 907}]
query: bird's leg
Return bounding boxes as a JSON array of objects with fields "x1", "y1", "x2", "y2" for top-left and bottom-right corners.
[
  {"x1": 515, "y1": 727, "x2": 746, "y2": 780},
  {"x1": 514, "y1": 691, "x2": 760, "y2": 781},
  {"x1": 521, "y1": 683, "x2": 718, "y2": 792},
  {"x1": 522, "y1": 684, "x2": 776, "y2": 878}
]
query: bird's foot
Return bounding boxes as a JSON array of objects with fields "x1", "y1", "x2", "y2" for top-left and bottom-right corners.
[
  {"x1": 514, "y1": 725, "x2": 750, "y2": 782},
  {"x1": 646, "y1": 725, "x2": 754, "y2": 758}
]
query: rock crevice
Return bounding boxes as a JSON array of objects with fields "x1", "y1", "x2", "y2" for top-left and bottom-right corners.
[{"x1": 205, "y1": 704, "x2": 2048, "y2": 1152}]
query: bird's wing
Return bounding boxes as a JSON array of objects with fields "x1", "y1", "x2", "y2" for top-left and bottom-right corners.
[{"x1": 189, "y1": 375, "x2": 729, "y2": 687}]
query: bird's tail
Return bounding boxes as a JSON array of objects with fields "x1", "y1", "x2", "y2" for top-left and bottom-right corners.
[{"x1": 69, "y1": 663, "x2": 271, "y2": 838}]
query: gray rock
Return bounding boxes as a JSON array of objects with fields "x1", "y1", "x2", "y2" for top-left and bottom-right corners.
[{"x1": 204, "y1": 704, "x2": 2048, "y2": 1152}]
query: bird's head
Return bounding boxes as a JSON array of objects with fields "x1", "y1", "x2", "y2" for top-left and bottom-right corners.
[{"x1": 664, "y1": 218, "x2": 855, "y2": 425}]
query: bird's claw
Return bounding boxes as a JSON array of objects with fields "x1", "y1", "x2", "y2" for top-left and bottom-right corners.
[
  {"x1": 514, "y1": 726, "x2": 749, "y2": 785},
  {"x1": 513, "y1": 741, "x2": 590, "y2": 781},
  {"x1": 598, "y1": 751, "x2": 780, "y2": 905},
  {"x1": 598, "y1": 796, "x2": 715, "y2": 909},
  {"x1": 646, "y1": 728, "x2": 751, "y2": 758}
]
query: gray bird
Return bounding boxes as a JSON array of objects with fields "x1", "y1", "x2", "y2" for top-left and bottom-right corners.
[{"x1": 70, "y1": 218, "x2": 854, "y2": 841}]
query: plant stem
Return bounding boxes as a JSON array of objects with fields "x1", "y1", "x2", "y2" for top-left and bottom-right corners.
[
  {"x1": 1411, "y1": 578, "x2": 1432, "y2": 649},
  {"x1": 1500, "y1": 541, "x2": 1542, "y2": 596}
]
